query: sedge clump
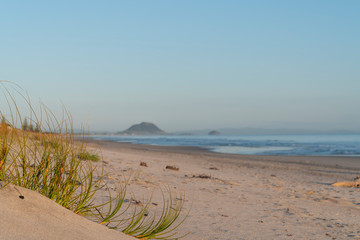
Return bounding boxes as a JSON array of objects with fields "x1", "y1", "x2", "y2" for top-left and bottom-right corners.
[{"x1": 0, "y1": 81, "x2": 189, "y2": 239}]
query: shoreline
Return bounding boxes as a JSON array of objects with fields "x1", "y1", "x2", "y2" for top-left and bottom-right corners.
[
  {"x1": 85, "y1": 133, "x2": 360, "y2": 158},
  {"x1": 86, "y1": 138, "x2": 360, "y2": 170}
]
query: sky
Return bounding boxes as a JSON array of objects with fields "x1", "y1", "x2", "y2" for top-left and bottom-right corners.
[{"x1": 1, "y1": 1, "x2": 359, "y2": 132}]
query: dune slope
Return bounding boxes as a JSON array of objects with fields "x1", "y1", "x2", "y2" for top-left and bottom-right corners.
[{"x1": 0, "y1": 183, "x2": 135, "y2": 240}]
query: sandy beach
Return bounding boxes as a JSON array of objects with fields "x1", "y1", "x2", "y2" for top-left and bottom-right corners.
[
  {"x1": 84, "y1": 139, "x2": 360, "y2": 240},
  {"x1": 2, "y1": 137, "x2": 358, "y2": 240}
]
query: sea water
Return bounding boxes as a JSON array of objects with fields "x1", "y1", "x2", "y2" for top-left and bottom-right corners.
[{"x1": 92, "y1": 134, "x2": 360, "y2": 156}]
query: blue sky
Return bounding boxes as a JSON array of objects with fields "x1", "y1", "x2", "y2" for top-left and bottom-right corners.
[{"x1": 1, "y1": 1, "x2": 359, "y2": 132}]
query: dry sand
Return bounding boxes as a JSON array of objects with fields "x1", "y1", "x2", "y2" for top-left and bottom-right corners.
[
  {"x1": 87, "y1": 139, "x2": 360, "y2": 240},
  {"x1": 0, "y1": 182, "x2": 135, "y2": 240}
]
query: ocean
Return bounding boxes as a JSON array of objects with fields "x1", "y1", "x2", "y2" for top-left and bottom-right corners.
[{"x1": 92, "y1": 134, "x2": 360, "y2": 156}]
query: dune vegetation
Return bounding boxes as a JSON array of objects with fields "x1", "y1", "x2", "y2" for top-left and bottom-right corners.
[{"x1": 0, "y1": 81, "x2": 187, "y2": 239}]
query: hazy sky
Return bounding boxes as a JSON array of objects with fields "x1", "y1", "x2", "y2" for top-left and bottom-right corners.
[{"x1": 1, "y1": 1, "x2": 359, "y2": 132}]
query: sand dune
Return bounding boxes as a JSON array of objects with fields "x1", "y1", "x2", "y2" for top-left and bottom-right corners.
[{"x1": 0, "y1": 183, "x2": 135, "y2": 240}]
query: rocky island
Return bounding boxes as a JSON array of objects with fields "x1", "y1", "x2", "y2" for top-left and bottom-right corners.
[{"x1": 117, "y1": 122, "x2": 167, "y2": 135}]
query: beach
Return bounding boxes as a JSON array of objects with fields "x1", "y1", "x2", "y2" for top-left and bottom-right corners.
[{"x1": 85, "y1": 139, "x2": 360, "y2": 240}]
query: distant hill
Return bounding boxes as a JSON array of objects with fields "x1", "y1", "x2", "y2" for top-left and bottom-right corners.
[{"x1": 117, "y1": 122, "x2": 167, "y2": 135}]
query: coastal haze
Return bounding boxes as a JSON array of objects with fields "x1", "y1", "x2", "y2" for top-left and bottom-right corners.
[{"x1": 1, "y1": 1, "x2": 359, "y2": 133}]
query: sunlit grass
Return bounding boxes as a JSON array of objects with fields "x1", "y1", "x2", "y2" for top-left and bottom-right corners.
[
  {"x1": 0, "y1": 81, "x2": 188, "y2": 239},
  {"x1": 77, "y1": 151, "x2": 100, "y2": 162}
]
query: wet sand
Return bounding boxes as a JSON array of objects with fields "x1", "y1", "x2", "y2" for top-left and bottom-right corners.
[{"x1": 87, "y1": 139, "x2": 360, "y2": 240}]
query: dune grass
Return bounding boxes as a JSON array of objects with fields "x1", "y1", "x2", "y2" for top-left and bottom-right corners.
[
  {"x1": 0, "y1": 81, "x2": 188, "y2": 239},
  {"x1": 77, "y1": 151, "x2": 100, "y2": 162}
]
